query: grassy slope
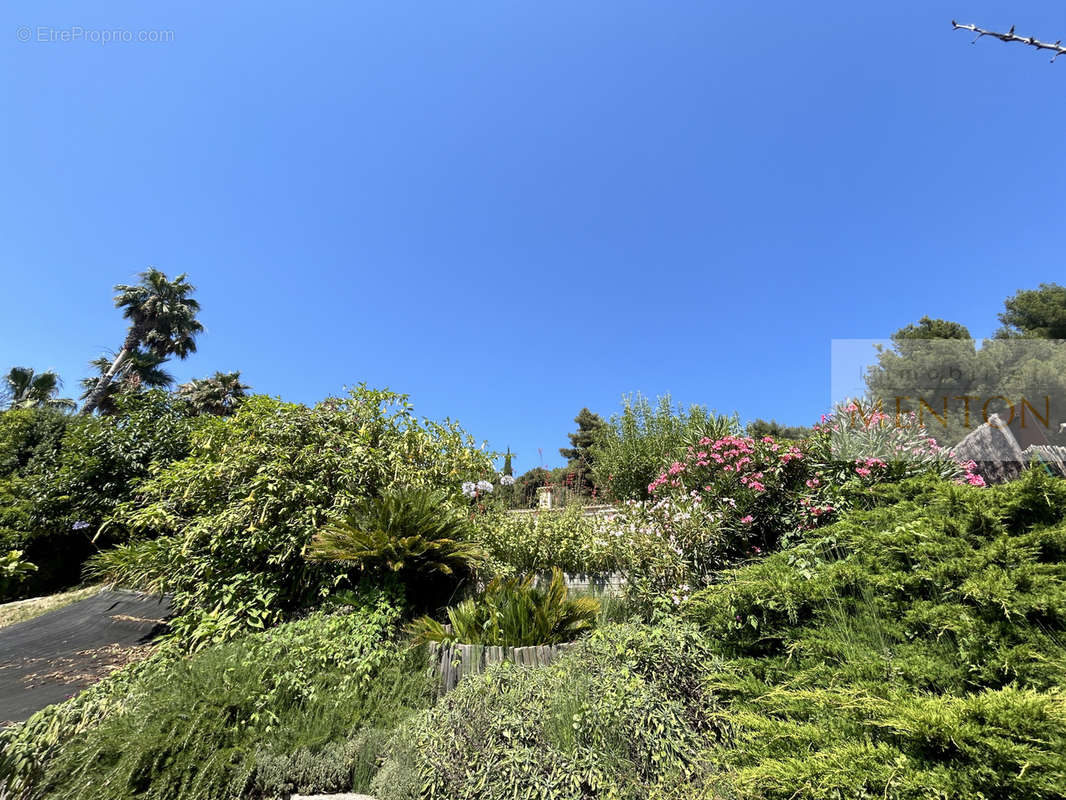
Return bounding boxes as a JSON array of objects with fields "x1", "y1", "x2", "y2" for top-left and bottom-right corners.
[{"x1": 0, "y1": 585, "x2": 102, "y2": 629}]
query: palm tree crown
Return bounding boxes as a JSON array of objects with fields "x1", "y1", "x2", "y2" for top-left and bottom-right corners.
[
  {"x1": 114, "y1": 269, "x2": 203, "y2": 359},
  {"x1": 2, "y1": 367, "x2": 75, "y2": 411},
  {"x1": 80, "y1": 269, "x2": 203, "y2": 415},
  {"x1": 79, "y1": 351, "x2": 174, "y2": 415},
  {"x1": 176, "y1": 371, "x2": 250, "y2": 416}
]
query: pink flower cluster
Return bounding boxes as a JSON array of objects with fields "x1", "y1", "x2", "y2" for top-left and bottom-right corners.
[
  {"x1": 959, "y1": 460, "x2": 986, "y2": 487},
  {"x1": 853, "y1": 456, "x2": 887, "y2": 478},
  {"x1": 649, "y1": 435, "x2": 789, "y2": 498}
]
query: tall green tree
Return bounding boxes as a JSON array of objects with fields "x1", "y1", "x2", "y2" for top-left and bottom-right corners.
[
  {"x1": 560, "y1": 408, "x2": 607, "y2": 495},
  {"x1": 1, "y1": 367, "x2": 74, "y2": 411},
  {"x1": 80, "y1": 269, "x2": 203, "y2": 415},
  {"x1": 176, "y1": 371, "x2": 250, "y2": 416},
  {"x1": 79, "y1": 351, "x2": 174, "y2": 416},
  {"x1": 997, "y1": 283, "x2": 1066, "y2": 339},
  {"x1": 559, "y1": 408, "x2": 606, "y2": 465}
]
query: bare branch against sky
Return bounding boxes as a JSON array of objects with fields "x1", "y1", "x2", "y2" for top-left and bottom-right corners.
[{"x1": 952, "y1": 21, "x2": 1066, "y2": 62}]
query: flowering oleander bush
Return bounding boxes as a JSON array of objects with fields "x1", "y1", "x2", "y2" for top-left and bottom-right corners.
[
  {"x1": 807, "y1": 400, "x2": 985, "y2": 487},
  {"x1": 612, "y1": 402, "x2": 989, "y2": 605},
  {"x1": 648, "y1": 434, "x2": 812, "y2": 553}
]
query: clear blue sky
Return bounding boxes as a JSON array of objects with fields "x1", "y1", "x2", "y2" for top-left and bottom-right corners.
[{"x1": 2, "y1": 2, "x2": 1064, "y2": 472}]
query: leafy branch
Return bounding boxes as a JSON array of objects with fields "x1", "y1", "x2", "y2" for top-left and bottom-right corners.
[{"x1": 952, "y1": 21, "x2": 1066, "y2": 62}]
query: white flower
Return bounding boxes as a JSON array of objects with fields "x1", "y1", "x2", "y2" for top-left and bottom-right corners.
[
  {"x1": 500, "y1": 474, "x2": 516, "y2": 486},
  {"x1": 476, "y1": 480, "x2": 494, "y2": 493},
  {"x1": 461, "y1": 482, "x2": 477, "y2": 498}
]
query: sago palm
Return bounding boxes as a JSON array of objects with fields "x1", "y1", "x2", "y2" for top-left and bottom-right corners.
[
  {"x1": 80, "y1": 269, "x2": 203, "y2": 415},
  {"x1": 307, "y1": 489, "x2": 486, "y2": 579},
  {"x1": 408, "y1": 568, "x2": 601, "y2": 647},
  {"x1": 2, "y1": 366, "x2": 75, "y2": 411}
]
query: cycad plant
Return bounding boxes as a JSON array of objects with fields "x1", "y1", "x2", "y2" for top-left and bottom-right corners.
[
  {"x1": 307, "y1": 490, "x2": 485, "y2": 610},
  {"x1": 408, "y1": 568, "x2": 601, "y2": 647}
]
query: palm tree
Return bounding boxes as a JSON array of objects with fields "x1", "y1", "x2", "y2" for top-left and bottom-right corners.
[
  {"x1": 80, "y1": 269, "x2": 203, "y2": 415},
  {"x1": 79, "y1": 351, "x2": 174, "y2": 415},
  {"x1": 176, "y1": 371, "x2": 250, "y2": 416},
  {"x1": 2, "y1": 367, "x2": 75, "y2": 411}
]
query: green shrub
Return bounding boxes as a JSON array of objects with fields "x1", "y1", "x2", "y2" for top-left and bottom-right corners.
[
  {"x1": 307, "y1": 489, "x2": 485, "y2": 612},
  {"x1": 89, "y1": 388, "x2": 492, "y2": 645},
  {"x1": 377, "y1": 620, "x2": 720, "y2": 800},
  {"x1": 677, "y1": 474, "x2": 1066, "y2": 798},
  {"x1": 0, "y1": 408, "x2": 69, "y2": 479},
  {"x1": 590, "y1": 393, "x2": 738, "y2": 501},
  {"x1": 471, "y1": 505, "x2": 621, "y2": 578},
  {"x1": 0, "y1": 549, "x2": 36, "y2": 597},
  {"x1": 18, "y1": 588, "x2": 430, "y2": 800},
  {"x1": 0, "y1": 392, "x2": 197, "y2": 599},
  {"x1": 408, "y1": 568, "x2": 600, "y2": 647}
]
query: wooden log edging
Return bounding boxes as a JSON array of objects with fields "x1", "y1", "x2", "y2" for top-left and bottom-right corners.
[{"x1": 428, "y1": 641, "x2": 575, "y2": 694}]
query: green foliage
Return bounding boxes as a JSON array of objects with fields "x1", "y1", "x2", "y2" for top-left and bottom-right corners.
[
  {"x1": 591, "y1": 393, "x2": 739, "y2": 501},
  {"x1": 893, "y1": 315, "x2": 973, "y2": 340},
  {"x1": 391, "y1": 475, "x2": 1066, "y2": 799},
  {"x1": 0, "y1": 550, "x2": 36, "y2": 597},
  {"x1": 10, "y1": 589, "x2": 428, "y2": 800},
  {"x1": 866, "y1": 289, "x2": 1066, "y2": 449},
  {"x1": 377, "y1": 621, "x2": 720, "y2": 800},
  {"x1": 91, "y1": 388, "x2": 492, "y2": 644},
  {"x1": 0, "y1": 392, "x2": 197, "y2": 599},
  {"x1": 998, "y1": 282, "x2": 1066, "y2": 339},
  {"x1": 307, "y1": 489, "x2": 486, "y2": 610},
  {"x1": 409, "y1": 568, "x2": 600, "y2": 647},
  {"x1": 678, "y1": 474, "x2": 1066, "y2": 798},
  {"x1": 559, "y1": 408, "x2": 607, "y2": 492},
  {"x1": 0, "y1": 408, "x2": 69, "y2": 479},
  {"x1": 472, "y1": 506, "x2": 621, "y2": 578},
  {"x1": 744, "y1": 418, "x2": 812, "y2": 441}
]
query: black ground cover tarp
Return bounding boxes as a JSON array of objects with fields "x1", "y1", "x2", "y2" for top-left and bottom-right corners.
[{"x1": 0, "y1": 590, "x2": 171, "y2": 724}]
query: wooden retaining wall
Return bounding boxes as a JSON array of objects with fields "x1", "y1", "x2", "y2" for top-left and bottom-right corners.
[{"x1": 427, "y1": 641, "x2": 575, "y2": 694}]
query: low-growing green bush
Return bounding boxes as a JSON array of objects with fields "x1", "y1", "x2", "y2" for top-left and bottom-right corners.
[
  {"x1": 376, "y1": 620, "x2": 721, "y2": 800},
  {"x1": 6, "y1": 587, "x2": 430, "y2": 800},
  {"x1": 678, "y1": 470, "x2": 1066, "y2": 798},
  {"x1": 408, "y1": 568, "x2": 600, "y2": 647}
]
